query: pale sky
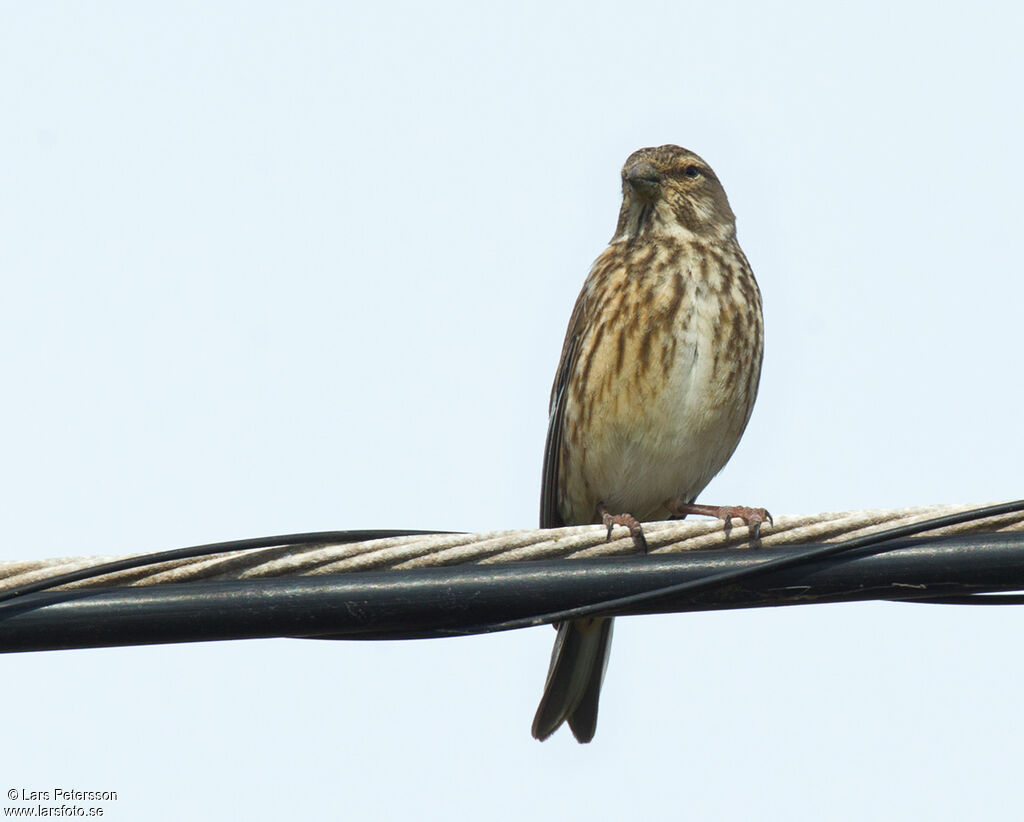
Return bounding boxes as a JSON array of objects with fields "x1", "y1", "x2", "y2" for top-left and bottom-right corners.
[{"x1": 2, "y1": 2, "x2": 1023, "y2": 819}]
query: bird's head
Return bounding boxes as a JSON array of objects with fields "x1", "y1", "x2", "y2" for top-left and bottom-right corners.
[{"x1": 611, "y1": 145, "x2": 736, "y2": 244}]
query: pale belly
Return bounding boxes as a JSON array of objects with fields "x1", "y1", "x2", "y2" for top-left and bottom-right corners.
[{"x1": 560, "y1": 314, "x2": 757, "y2": 524}]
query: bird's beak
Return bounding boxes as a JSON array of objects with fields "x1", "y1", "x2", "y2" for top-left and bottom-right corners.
[{"x1": 625, "y1": 162, "x2": 661, "y2": 200}]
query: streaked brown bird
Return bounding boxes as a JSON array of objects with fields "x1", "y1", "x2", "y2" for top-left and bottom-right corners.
[{"x1": 532, "y1": 145, "x2": 767, "y2": 743}]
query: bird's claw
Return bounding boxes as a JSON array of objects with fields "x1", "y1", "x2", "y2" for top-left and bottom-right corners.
[
  {"x1": 667, "y1": 501, "x2": 772, "y2": 542},
  {"x1": 728, "y1": 506, "x2": 772, "y2": 537},
  {"x1": 598, "y1": 505, "x2": 649, "y2": 553}
]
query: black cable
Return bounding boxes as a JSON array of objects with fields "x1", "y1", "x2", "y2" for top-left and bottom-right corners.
[
  {"x1": 439, "y1": 499, "x2": 1024, "y2": 635},
  {"x1": 1, "y1": 501, "x2": 1020, "y2": 640},
  {"x1": 0, "y1": 529, "x2": 457, "y2": 605},
  {"x1": 4, "y1": 532, "x2": 1023, "y2": 652}
]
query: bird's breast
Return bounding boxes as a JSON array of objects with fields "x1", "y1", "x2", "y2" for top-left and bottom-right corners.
[{"x1": 558, "y1": 240, "x2": 763, "y2": 524}]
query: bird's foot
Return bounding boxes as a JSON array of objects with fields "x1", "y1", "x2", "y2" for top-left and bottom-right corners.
[
  {"x1": 597, "y1": 504, "x2": 648, "y2": 553},
  {"x1": 668, "y1": 502, "x2": 773, "y2": 541}
]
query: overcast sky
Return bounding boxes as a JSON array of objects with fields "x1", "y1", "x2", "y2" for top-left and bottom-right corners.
[{"x1": 2, "y1": 2, "x2": 1023, "y2": 819}]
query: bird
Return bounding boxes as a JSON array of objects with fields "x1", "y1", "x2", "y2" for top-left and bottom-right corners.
[{"x1": 531, "y1": 144, "x2": 768, "y2": 743}]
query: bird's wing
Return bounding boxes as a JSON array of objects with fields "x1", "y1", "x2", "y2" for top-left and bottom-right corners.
[{"x1": 539, "y1": 287, "x2": 590, "y2": 529}]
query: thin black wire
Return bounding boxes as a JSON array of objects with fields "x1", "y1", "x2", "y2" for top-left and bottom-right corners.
[
  {"x1": 894, "y1": 593, "x2": 1024, "y2": 605},
  {"x1": 437, "y1": 499, "x2": 1024, "y2": 635},
  {"x1": 0, "y1": 529, "x2": 457, "y2": 605}
]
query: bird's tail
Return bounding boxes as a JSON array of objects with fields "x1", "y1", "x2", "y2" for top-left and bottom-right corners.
[{"x1": 531, "y1": 617, "x2": 614, "y2": 743}]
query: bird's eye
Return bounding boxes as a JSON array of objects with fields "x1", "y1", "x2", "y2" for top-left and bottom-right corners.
[{"x1": 684, "y1": 165, "x2": 701, "y2": 178}]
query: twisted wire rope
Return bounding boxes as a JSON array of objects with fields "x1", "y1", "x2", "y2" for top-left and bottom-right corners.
[{"x1": 2, "y1": 503, "x2": 1022, "y2": 595}]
